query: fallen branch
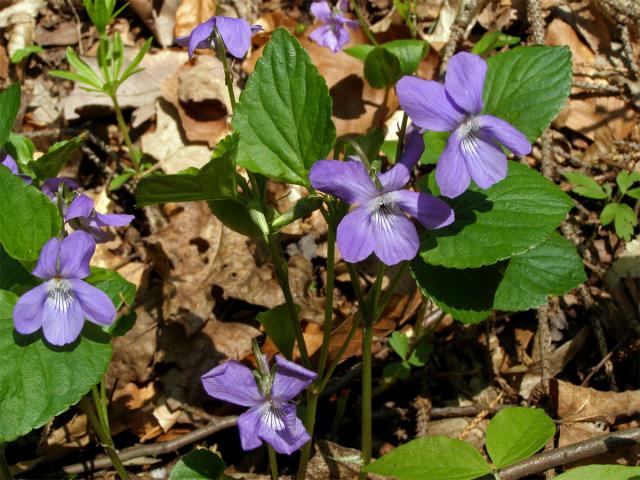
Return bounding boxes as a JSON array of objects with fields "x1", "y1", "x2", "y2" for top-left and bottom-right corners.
[
  {"x1": 61, "y1": 415, "x2": 238, "y2": 475},
  {"x1": 498, "y1": 428, "x2": 640, "y2": 480}
]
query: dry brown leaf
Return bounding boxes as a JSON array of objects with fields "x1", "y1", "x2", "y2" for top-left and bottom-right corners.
[
  {"x1": 141, "y1": 99, "x2": 213, "y2": 172},
  {"x1": 43, "y1": 414, "x2": 89, "y2": 453},
  {"x1": 130, "y1": 0, "x2": 180, "y2": 47},
  {"x1": 559, "y1": 422, "x2": 640, "y2": 468},
  {"x1": 161, "y1": 55, "x2": 232, "y2": 147},
  {"x1": 477, "y1": 0, "x2": 516, "y2": 32},
  {"x1": 110, "y1": 382, "x2": 161, "y2": 440},
  {"x1": 548, "y1": 18, "x2": 637, "y2": 147},
  {"x1": 146, "y1": 201, "x2": 223, "y2": 334},
  {"x1": 553, "y1": 379, "x2": 640, "y2": 423},
  {"x1": 175, "y1": 0, "x2": 216, "y2": 38},
  {"x1": 0, "y1": 0, "x2": 43, "y2": 58},
  {"x1": 34, "y1": 21, "x2": 79, "y2": 46},
  {"x1": 426, "y1": 417, "x2": 488, "y2": 450}
]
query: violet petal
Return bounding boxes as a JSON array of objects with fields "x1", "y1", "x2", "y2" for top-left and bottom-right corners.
[
  {"x1": 391, "y1": 190, "x2": 455, "y2": 230},
  {"x1": 444, "y1": 52, "x2": 487, "y2": 115},
  {"x1": 41, "y1": 291, "x2": 85, "y2": 346},
  {"x1": 58, "y1": 231, "x2": 95, "y2": 279},
  {"x1": 258, "y1": 402, "x2": 310, "y2": 455},
  {"x1": 237, "y1": 406, "x2": 264, "y2": 451},
  {"x1": 435, "y1": 133, "x2": 471, "y2": 199},
  {"x1": 310, "y1": 1, "x2": 332, "y2": 22},
  {"x1": 461, "y1": 134, "x2": 508, "y2": 190},
  {"x1": 70, "y1": 279, "x2": 116, "y2": 326},
  {"x1": 201, "y1": 361, "x2": 263, "y2": 407},
  {"x1": 66, "y1": 194, "x2": 94, "y2": 222},
  {"x1": 379, "y1": 129, "x2": 425, "y2": 192},
  {"x1": 94, "y1": 212, "x2": 135, "y2": 228},
  {"x1": 32, "y1": 237, "x2": 61, "y2": 279},
  {"x1": 309, "y1": 159, "x2": 378, "y2": 205},
  {"x1": 336, "y1": 205, "x2": 376, "y2": 263},
  {"x1": 271, "y1": 355, "x2": 317, "y2": 400},
  {"x1": 12, "y1": 283, "x2": 48, "y2": 335},
  {"x1": 185, "y1": 17, "x2": 216, "y2": 57},
  {"x1": 216, "y1": 16, "x2": 252, "y2": 58},
  {"x1": 476, "y1": 114, "x2": 532, "y2": 156},
  {"x1": 396, "y1": 76, "x2": 464, "y2": 132},
  {"x1": 371, "y1": 208, "x2": 419, "y2": 266}
]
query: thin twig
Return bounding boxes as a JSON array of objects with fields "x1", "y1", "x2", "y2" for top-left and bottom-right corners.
[
  {"x1": 61, "y1": 416, "x2": 238, "y2": 475},
  {"x1": 498, "y1": 428, "x2": 640, "y2": 480}
]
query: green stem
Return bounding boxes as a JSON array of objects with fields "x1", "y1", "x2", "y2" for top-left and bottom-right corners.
[
  {"x1": 110, "y1": 93, "x2": 140, "y2": 172},
  {"x1": 359, "y1": 321, "x2": 374, "y2": 479},
  {"x1": 297, "y1": 391, "x2": 319, "y2": 480},
  {"x1": 0, "y1": 443, "x2": 12, "y2": 480},
  {"x1": 267, "y1": 445, "x2": 279, "y2": 480},
  {"x1": 214, "y1": 29, "x2": 237, "y2": 114},
  {"x1": 267, "y1": 236, "x2": 311, "y2": 369},
  {"x1": 79, "y1": 396, "x2": 130, "y2": 480},
  {"x1": 394, "y1": 113, "x2": 409, "y2": 163},
  {"x1": 316, "y1": 224, "x2": 336, "y2": 380},
  {"x1": 349, "y1": 0, "x2": 378, "y2": 45}
]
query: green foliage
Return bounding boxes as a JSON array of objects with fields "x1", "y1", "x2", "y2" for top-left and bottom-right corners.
[
  {"x1": 472, "y1": 31, "x2": 520, "y2": 56},
  {"x1": 413, "y1": 233, "x2": 585, "y2": 323},
  {"x1": 256, "y1": 304, "x2": 299, "y2": 360},
  {"x1": 5, "y1": 133, "x2": 35, "y2": 170},
  {"x1": 0, "y1": 83, "x2": 21, "y2": 149},
  {"x1": 555, "y1": 465, "x2": 640, "y2": 480},
  {"x1": 0, "y1": 290, "x2": 112, "y2": 442},
  {"x1": 483, "y1": 46, "x2": 572, "y2": 143},
  {"x1": 364, "y1": 47, "x2": 402, "y2": 89},
  {"x1": 351, "y1": 39, "x2": 427, "y2": 88},
  {"x1": 565, "y1": 170, "x2": 640, "y2": 241},
  {"x1": 564, "y1": 172, "x2": 609, "y2": 200},
  {"x1": 420, "y1": 131, "x2": 449, "y2": 165},
  {"x1": 169, "y1": 449, "x2": 230, "y2": 480},
  {"x1": 0, "y1": 245, "x2": 35, "y2": 293},
  {"x1": 0, "y1": 167, "x2": 61, "y2": 261},
  {"x1": 233, "y1": 28, "x2": 336, "y2": 186},
  {"x1": 10, "y1": 45, "x2": 44, "y2": 64},
  {"x1": 271, "y1": 195, "x2": 323, "y2": 231},
  {"x1": 385, "y1": 331, "x2": 432, "y2": 380},
  {"x1": 485, "y1": 407, "x2": 555, "y2": 468},
  {"x1": 30, "y1": 134, "x2": 87, "y2": 180},
  {"x1": 84, "y1": 0, "x2": 128, "y2": 35},
  {"x1": 419, "y1": 161, "x2": 573, "y2": 269},
  {"x1": 362, "y1": 435, "x2": 492, "y2": 480},
  {"x1": 137, "y1": 134, "x2": 239, "y2": 206}
]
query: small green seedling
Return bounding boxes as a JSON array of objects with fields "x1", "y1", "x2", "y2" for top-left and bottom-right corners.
[
  {"x1": 383, "y1": 331, "x2": 432, "y2": 381},
  {"x1": 564, "y1": 170, "x2": 640, "y2": 241},
  {"x1": 50, "y1": 0, "x2": 152, "y2": 185}
]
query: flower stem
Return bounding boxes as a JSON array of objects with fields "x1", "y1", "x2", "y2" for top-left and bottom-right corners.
[
  {"x1": 297, "y1": 391, "x2": 319, "y2": 480},
  {"x1": 296, "y1": 222, "x2": 336, "y2": 479},
  {"x1": 359, "y1": 321, "x2": 374, "y2": 479},
  {"x1": 79, "y1": 396, "x2": 130, "y2": 480},
  {"x1": 109, "y1": 92, "x2": 140, "y2": 173},
  {"x1": 394, "y1": 113, "x2": 409, "y2": 163},
  {"x1": 267, "y1": 445, "x2": 279, "y2": 480},
  {"x1": 349, "y1": 0, "x2": 378, "y2": 46},
  {"x1": 0, "y1": 442, "x2": 13, "y2": 480},
  {"x1": 267, "y1": 235, "x2": 311, "y2": 369},
  {"x1": 316, "y1": 223, "x2": 336, "y2": 380},
  {"x1": 213, "y1": 29, "x2": 237, "y2": 114}
]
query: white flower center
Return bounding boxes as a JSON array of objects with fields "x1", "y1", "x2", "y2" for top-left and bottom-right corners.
[
  {"x1": 458, "y1": 117, "x2": 482, "y2": 157},
  {"x1": 261, "y1": 400, "x2": 287, "y2": 431},
  {"x1": 47, "y1": 278, "x2": 74, "y2": 313},
  {"x1": 370, "y1": 193, "x2": 399, "y2": 231}
]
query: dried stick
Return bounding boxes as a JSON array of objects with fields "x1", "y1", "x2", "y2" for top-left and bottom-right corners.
[
  {"x1": 499, "y1": 428, "x2": 640, "y2": 480},
  {"x1": 61, "y1": 416, "x2": 238, "y2": 475},
  {"x1": 536, "y1": 304, "x2": 552, "y2": 397}
]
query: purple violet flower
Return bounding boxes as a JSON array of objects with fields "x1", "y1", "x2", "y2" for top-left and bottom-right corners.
[
  {"x1": 13, "y1": 231, "x2": 117, "y2": 346},
  {"x1": 176, "y1": 16, "x2": 262, "y2": 58},
  {"x1": 201, "y1": 355, "x2": 317, "y2": 455},
  {"x1": 396, "y1": 52, "x2": 532, "y2": 199},
  {"x1": 309, "y1": 129, "x2": 455, "y2": 266},
  {"x1": 309, "y1": 0, "x2": 359, "y2": 53},
  {"x1": 1, "y1": 152, "x2": 32, "y2": 184},
  {"x1": 65, "y1": 194, "x2": 134, "y2": 243},
  {"x1": 41, "y1": 177, "x2": 80, "y2": 199}
]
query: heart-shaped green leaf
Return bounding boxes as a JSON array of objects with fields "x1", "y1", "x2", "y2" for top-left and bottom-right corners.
[
  {"x1": 233, "y1": 28, "x2": 336, "y2": 186},
  {"x1": 419, "y1": 161, "x2": 573, "y2": 269}
]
